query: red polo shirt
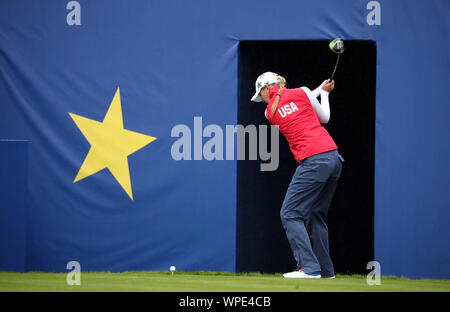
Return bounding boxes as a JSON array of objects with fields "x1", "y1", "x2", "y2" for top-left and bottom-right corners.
[{"x1": 265, "y1": 85, "x2": 337, "y2": 163}]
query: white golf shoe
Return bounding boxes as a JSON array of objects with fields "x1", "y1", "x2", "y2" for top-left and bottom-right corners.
[{"x1": 282, "y1": 269, "x2": 321, "y2": 279}]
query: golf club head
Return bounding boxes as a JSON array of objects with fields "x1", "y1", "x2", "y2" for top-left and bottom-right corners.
[{"x1": 329, "y1": 38, "x2": 345, "y2": 54}]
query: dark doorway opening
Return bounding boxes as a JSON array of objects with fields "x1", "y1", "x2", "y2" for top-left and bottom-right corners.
[{"x1": 237, "y1": 40, "x2": 376, "y2": 274}]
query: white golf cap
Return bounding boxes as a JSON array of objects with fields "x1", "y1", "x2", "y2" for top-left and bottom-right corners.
[{"x1": 251, "y1": 72, "x2": 280, "y2": 102}]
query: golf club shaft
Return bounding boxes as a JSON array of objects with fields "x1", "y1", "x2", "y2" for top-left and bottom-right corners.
[{"x1": 329, "y1": 53, "x2": 341, "y2": 82}]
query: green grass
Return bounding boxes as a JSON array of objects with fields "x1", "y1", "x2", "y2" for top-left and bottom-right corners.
[{"x1": 0, "y1": 271, "x2": 449, "y2": 292}]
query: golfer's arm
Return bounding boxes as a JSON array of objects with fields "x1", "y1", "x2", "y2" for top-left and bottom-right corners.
[{"x1": 301, "y1": 87, "x2": 330, "y2": 124}]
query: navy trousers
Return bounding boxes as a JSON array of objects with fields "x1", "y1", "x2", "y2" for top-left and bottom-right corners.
[{"x1": 280, "y1": 149, "x2": 343, "y2": 277}]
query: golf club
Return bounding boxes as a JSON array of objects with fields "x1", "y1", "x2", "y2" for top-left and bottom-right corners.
[{"x1": 329, "y1": 38, "x2": 345, "y2": 82}]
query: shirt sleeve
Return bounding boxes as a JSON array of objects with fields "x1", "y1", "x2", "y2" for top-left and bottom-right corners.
[
  {"x1": 310, "y1": 80, "x2": 327, "y2": 98},
  {"x1": 301, "y1": 86, "x2": 330, "y2": 124},
  {"x1": 311, "y1": 85, "x2": 322, "y2": 98}
]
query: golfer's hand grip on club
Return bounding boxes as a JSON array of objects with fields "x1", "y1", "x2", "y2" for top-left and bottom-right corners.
[{"x1": 322, "y1": 80, "x2": 335, "y2": 92}]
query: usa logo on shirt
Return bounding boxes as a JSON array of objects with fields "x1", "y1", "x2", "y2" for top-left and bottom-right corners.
[{"x1": 278, "y1": 102, "x2": 299, "y2": 118}]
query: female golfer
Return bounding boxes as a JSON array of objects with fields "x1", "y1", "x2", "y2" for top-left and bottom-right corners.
[{"x1": 251, "y1": 72, "x2": 344, "y2": 279}]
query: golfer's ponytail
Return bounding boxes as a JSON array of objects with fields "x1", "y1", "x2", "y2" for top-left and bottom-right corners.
[{"x1": 270, "y1": 75, "x2": 287, "y2": 118}]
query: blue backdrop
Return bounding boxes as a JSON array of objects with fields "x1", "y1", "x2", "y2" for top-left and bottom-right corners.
[{"x1": 0, "y1": 0, "x2": 449, "y2": 279}]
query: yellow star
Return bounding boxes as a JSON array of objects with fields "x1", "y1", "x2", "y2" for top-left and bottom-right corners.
[{"x1": 69, "y1": 87, "x2": 156, "y2": 200}]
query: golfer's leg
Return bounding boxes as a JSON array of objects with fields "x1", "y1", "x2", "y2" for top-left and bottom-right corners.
[
  {"x1": 280, "y1": 165, "x2": 323, "y2": 274},
  {"x1": 280, "y1": 214, "x2": 302, "y2": 267},
  {"x1": 309, "y1": 182, "x2": 337, "y2": 277},
  {"x1": 309, "y1": 158, "x2": 342, "y2": 277},
  {"x1": 280, "y1": 216, "x2": 321, "y2": 273}
]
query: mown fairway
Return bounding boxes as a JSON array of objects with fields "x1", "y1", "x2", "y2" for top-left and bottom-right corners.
[{"x1": 1, "y1": 271, "x2": 449, "y2": 292}]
